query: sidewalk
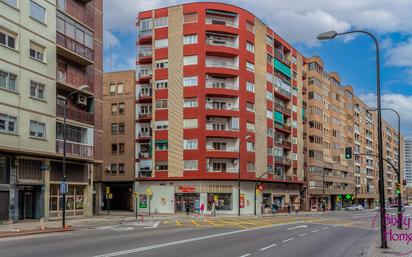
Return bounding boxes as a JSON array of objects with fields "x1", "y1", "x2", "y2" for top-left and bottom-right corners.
[{"x1": 367, "y1": 226, "x2": 412, "y2": 256}]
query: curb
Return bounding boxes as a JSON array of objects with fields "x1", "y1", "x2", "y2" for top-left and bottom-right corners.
[{"x1": 0, "y1": 227, "x2": 75, "y2": 238}]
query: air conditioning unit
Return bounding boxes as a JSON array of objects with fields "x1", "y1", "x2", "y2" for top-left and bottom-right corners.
[{"x1": 76, "y1": 94, "x2": 87, "y2": 106}]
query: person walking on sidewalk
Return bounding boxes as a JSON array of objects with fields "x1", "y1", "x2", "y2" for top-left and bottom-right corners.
[
  {"x1": 200, "y1": 202, "x2": 205, "y2": 215},
  {"x1": 287, "y1": 204, "x2": 291, "y2": 214}
]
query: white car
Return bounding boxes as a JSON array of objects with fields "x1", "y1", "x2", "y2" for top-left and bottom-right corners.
[{"x1": 345, "y1": 205, "x2": 364, "y2": 211}]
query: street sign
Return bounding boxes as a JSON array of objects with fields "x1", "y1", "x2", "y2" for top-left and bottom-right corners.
[
  {"x1": 60, "y1": 182, "x2": 68, "y2": 194},
  {"x1": 139, "y1": 194, "x2": 147, "y2": 208},
  {"x1": 105, "y1": 187, "x2": 110, "y2": 194},
  {"x1": 146, "y1": 187, "x2": 152, "y2": 196},
  {"x1": 134, "y1": 192, "x2": 139, "y2": 198}
]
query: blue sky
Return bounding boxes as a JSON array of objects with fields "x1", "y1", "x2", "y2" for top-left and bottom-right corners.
[{"x1": 103, "y1": 0, "x2": 412, "y2": 137}]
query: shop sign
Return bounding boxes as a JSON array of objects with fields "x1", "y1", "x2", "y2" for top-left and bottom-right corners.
[
  {"x1": 214, "y1": 195, "x2": 219, "y2": 203},
  {"x1": 240, "y1": 194, "x2": 245, "y2": 208},
  {"x1": 139, "y1": 194, "x2": 148, "y2": 208},
  {"x1": 146, "y1": 187, "x2": 152, "y2": 196},
  {"x1": 178, "y1": 185, "x2": 196, "y2": 193}
]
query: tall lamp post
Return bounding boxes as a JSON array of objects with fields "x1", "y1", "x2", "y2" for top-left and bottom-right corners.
[
  {"x1": 317, "y1": 30, "x2": 387, "y2": 248},
  {"x1": 367, "y1": 107, "x2": 402, "y2": 229},
  {"x1": 238, "y1": 135, "x2": 251, "y2": 216},
  {"x1": 62, "y1": 85, "x2": 89, "y2": 228}
]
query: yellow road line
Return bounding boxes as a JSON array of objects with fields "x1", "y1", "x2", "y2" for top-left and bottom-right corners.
[
  {"x1": 205, "y1": 220, "x2": 223, "y2": 227},
  {"x1": 176, "y1": 220, "x2": 181, "y2": 226},
  {"x1": 191, "y1": 220, "x2": 200, "y2": 227},
  {"x1": 163, "y1": 221, "x2": 169, "y2": 224}
]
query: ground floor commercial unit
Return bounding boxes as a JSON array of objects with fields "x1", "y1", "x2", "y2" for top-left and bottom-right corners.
[
  {"x1": 134, "y1": 180, "x2": 305, "y2": 215},
  {"x1": 0, "y1": 152, "x2": 94, "y2": 222},
  {"x1": 94, "y1": 182, "x2": 135, "y2": 213},
  {"x1": 308, "y1": 194, "x2": 376, "y2": 211}
]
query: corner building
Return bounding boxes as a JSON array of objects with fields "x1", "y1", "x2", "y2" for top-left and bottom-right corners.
[{"x1": 135, "y1": 3, "x2": 306, "y2": 214}]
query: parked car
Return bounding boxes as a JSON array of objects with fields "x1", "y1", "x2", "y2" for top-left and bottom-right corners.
[{"x1": 345, "y1": 205, "x2": 364, "y2": 211}]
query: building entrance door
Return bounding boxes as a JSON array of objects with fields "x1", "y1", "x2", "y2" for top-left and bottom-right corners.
[{"x1": 174, "y1": 193, "x2": 200, "y2": 213}]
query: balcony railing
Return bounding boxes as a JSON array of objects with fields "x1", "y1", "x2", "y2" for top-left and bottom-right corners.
[
  {"x1": 138, "y1": 152, "x2": 151, "y2": 159},
  {"x1": 275, "y1": 156, "x2": 291, "y2": 165},
  {"x1": 139, "y1": 70, "x2": 153, "y2": 78},
  {"x1": 274, "y1": 86, "x2": 291, "y2": 99},
  {"x1": 206, "y1": 81, "x2": 238, "y2": 90},
  {"x1": 206, "y1": 38, "x2": 238, "y2": 48},
  {"x1": 207, "y1": 167, "x2": 238, "y2": 173},
  {"x1": 139, "y1": 50, "x2": 153, "y2": 58},
  {"x1": 206, "y1": 61, "x2": 238, "y2": 70},
  {"x1": 56, "y1": 69, "x2": 92, "y2": 91},
  {"x1": 274, "y1": 104, "x2": 291, "y2": 115},
  {"x1": 206, "y1": 103, "x2": 239, "y2": 111},
  {"x1": 139, "y1": 169, "x2": 152, "y2": 178},
  {"x1": 138, "y1": 132, "x2": 152, "y2": 138},
  {"x1": 275, "y1": 140, "x2": 291, "y2": 148},
  {"x1": 206, "y1": 145, "x2": 238, "y2": 152},
  {"x1": 139, "y1": 29, "x2": 153, "y2": 38},
  {"x1": 56, "y1": 139, "x2": 93, "y2": 158},
  {"x1": 206, "y1": 123, "x2": 238, "y2": 131},
  {"x1": 57, "y1": 32, "x2": 94, "y2": 62},
  {"x1": 56, "y1": 105, "x2": 94, "y2": 125},
  {"x1": 274, "y1": 122, "x2": 291, "y2": 132},
  {"x1": 57, "y1": 0, "x2": 94, "y2": 28},
  {"x1": 138, "y1": 113, "x2": 152, "y2": 119},
  {"x1": 205, "y1": 19, "x2": 238, "y2": 28},
  {"x1": 139, "y1": 91, "x2": 153, "y2": 98}
]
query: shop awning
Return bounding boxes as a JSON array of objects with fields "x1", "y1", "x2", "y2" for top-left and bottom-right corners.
[
  {"x1": 274, "y1": 111, "x2": 284, "y2": 124},
  {"x1": 274, "y1": 59, "x2": 291, "y2": 78}
]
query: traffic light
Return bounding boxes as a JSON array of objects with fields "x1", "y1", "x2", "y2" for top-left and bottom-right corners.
[
  {"x1": 395, "y1": 183, "x2": 401, "y2": 195},
  {"x1": 345, "y1": 147, "x2": 352, "y2": 159}
]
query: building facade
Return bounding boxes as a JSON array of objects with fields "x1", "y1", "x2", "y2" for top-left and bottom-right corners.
[
  {"x1": 0, "y1": 0, "x2": 102, "y2": 222},
  {"x1": 135, "y1": 2, "x2": 306, "y2": 215},
  {"x1": 404, "y1": 138, "x2": 412, "y2": 185},
  {"x1": 97, "y1": 70, "x2": 136, "y2": 212}
]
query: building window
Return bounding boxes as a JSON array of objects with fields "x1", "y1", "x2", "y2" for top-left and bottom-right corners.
[
  {"x1": 183, "y1": 34, "x2": 197, "y2": 45},
  {"x1": 155, "y1": 120, "x2": 168, "y2": 130},
  {"x1": 109, "y1": 84, "x2": 116, "y2": 95},
  {"x1": 155, "y1": 141, "x2": 168, "y2": 151},
  {"x1": 266, "y1": 35, "x2": 273, "y2": 45},
  {"x1": 246, "y1": 21, "x2": 254, "y2": 33},
  {"x1": 184, "y1": 139, "x2": 198, "y2": 149},
  {"x1": 0, "y1": 113, "x2": 17, "y2": 133},
  {"x1": 117, "y1": 83, "x2": 124, "y2": 94},
  {"x1": 246, "y1": 42, "x2": 254, "y2": 53},
  {"x1": 118, "y1": 163, "x2": 125, "y2": 174},
  {"x1": 155, "y1": 59, "x2": 168, "y2": 69},
  {"x1": 118, "y1": 123, "x2": 125, "y2": 135},
  {"x1": 30, "y1": 1, "x2": 46, "y2": 23},
  {"x1": 267, "y1": 110, "x2": 273, "y2": 119},
  {"x1": 207, "y1": 193, "x2": 232, "y2": 211},
  {"x1": 183, "y1": 119, "x2": 198, "y2": 128},
  {"x1": 247, "y1": 142, "x2": 255, "y2": 152},
  {"x1": 29, "y1": 42, "x2": 45, "y2": 62},
  {"x1": 2, "y1": 0, "x2": 17, "y2": 8},
  {"x1": 155, "y1": 99, "x2": 168, "y2": 109},
  {"x1": 184, "y1": 12, "x2": 198, "y2": 23},
  {"x1": 111, "y1": 103, "x2": 118, "y2": 114},
  {"x1": 155, "y1": 80, "x2": 168, "y2": 89},
  {"x1": 246, "y1": 102, "x2": 254, "y2": 112},
  {"x1": 111, "y1": 144, "x2": 117, "y2": 154},
  {"x1": 183, "y1": 76, "x2": 198, "y2": 87},
  {"x1": 155, "y1": 162, "x2": 168, "y2": 171},
  {"x1": 183, "y1": 98, "x2": 198, "y2": 108},
  {"x1": 267, "y1": 91, "x2": 273, "y2": 101},
  {"x1": 247, "y1": 162, "x2": 255, "y2": 171},
  {"x1": 155, "y1": 17, "x2": 168, "y2": 28},
  {"x1": 154, "y1": 39, "x2": 168, "y2": 49},
  {"x1": 183, "y1": 55, "x2": 198, "y2": 66},
  {"x1": 29, "y1": 81, "x2": 45, "y2": 99},
  {"x1": 111, "y1": 164, "x2": 117, "y2": 174},
  {"x1": 246, "y1": 82, "x2": 255, "y2": 92},
  {"x1": 246, "y1": 122, "x2": 255, "y2": 132},
  {"x1": 0, "y1": 30, "x2": 16, "y2": 49},
  {"x1": 119, "y1": 103, "x2": 125, "y2": 114},
  {"x1": 119, "y1": 143, "x2": 125, "y2": 154},
  {"x1": 246, "y1": 62, "x2": 254, "y2": 72},
  {"x1": 111, "y1": 123, "x2": 117, "y2": 135},
  {"x1": 29, "y1": 120, "x2": 45, "y2": 138},
  {"x1": 0, "y1": 70, "x2": 17, "y2": 92},
  {"x1": 184, "y1": 160, "x2": 198, "y2": 170}
]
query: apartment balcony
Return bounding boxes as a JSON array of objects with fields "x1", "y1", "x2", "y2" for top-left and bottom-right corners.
[
  {"x1": 273, "y1": 50, "x2": 291, "y2": 67},
  {"x1": 302, "y1": 85, "x2": 307, "y2": 94},
  {"x1": 274, "y1": 104, "x2": 291, "y2": 117},
  {"x1": 205, "y1": 34, "x2": 238, "y2": 57},
  {"x1": 137, "y1": 113, "x2": 152, "y2": 122},
  {"x1": 205, "y1": 11, "x2": 239, "y2": 34},
  {"x1": 138, "y1": 30, "x2": 153, "y2": 44},
  {"x1": 56, "y1": 139, "x2": 93, "y2": 159},
  {"x1": 138, "y1": 69, "x2": 153, "y2": 83},
  {"x1": 274, "y1": 122, "x2": 291, "y2": 133},
  {"x1": 57, "y1": 0, "x2": 94, "y2": 28},
  {"x1": 139, "y1": 169, "x2": 152, "y2": 178},
  {"x1": 138, "y1": 49, "x2": 153, "y2": 64},
  {"x1": 137, "y1": 89, "x2": 153, "y2": 103},
  {"x1": 275, "y1": 156, "x2": 291, "y2": 166},
  {"x1": 56, "y1": 68, "x2": 94, "y2": 95},
  {"x1": 275, "y1": 139, "x2": 291, "y2": 149},
  {"x1": 56, "y1": 32, "x2": 94, "y2": 66},
  {"x1": 137, "y1": 132, "x2": 152, "y2": 142},
  {"x1": 138, "y1": 152, "x2": 151, "y2": 160},
  {"x1": 205, "y1": 122, "x2": 239, "y2": 138},
  {"x1": 205, "y1": 101, "x2": 239, "y2": 117},
  {"x1": 56, "y1": 104, "x2": 94, "y2": 125},
  {"x1": 206, "y1": 56, "x2": 239, "y2": 77},
  {"x1": 205, "y1": 79, "x2": 239, "y2": 97},
  {"x1": 274, "y1": 86, "x2": 291, "y2": 100}
]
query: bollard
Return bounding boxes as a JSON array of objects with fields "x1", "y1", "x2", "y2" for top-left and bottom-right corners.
[{"x1": 40, "y1": 218, "x2": 45, "y2": 231}]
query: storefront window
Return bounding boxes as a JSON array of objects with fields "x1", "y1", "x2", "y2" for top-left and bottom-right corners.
[
  {"x1": 49, "y1": 184, "x2": 85, "y2": 217},
  {"x1": 207, "y1": 193, "x2": 232, "y2": 211}
]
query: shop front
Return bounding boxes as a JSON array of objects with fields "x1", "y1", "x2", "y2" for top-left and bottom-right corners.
[{"x1": 261, "y1": 183, "x2": 301, "y2": 212}]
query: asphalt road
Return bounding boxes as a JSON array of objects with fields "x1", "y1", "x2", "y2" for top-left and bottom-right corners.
[{"x1": 0, "y1": 212, "x2": 377, "y2": 257}]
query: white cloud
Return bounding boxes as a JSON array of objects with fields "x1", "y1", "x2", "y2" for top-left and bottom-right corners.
[
  {"x1": 105, "y1": 53, "x2": 135, "y2": 72},
  {"x1": 103, "y1": 30, "x2": 120, "y2": 49},
  {"x1": 359, "y1": 93, "x2": 412, "y2": 137},
  {"x1": 386, "y1": 39, "x2": 412, "y2": 67}
]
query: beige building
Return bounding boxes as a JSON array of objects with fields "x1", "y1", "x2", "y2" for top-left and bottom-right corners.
[
  {"x1": 96, "y1": 70, "x2": 136, "y2": 212},
  {"x1": 0, "y1": 0, "x2": 102, "y2": 221}
]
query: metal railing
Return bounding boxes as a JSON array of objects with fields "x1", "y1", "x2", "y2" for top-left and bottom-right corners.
[
  {"x1": 205, "y1": 19, "x2": 238, "y2": 28},
  {"x1": 206, "y1": 103, "x2": 239, "y2": 111},
  {"x1": 206, "y1": 61, "x2": 238, "y2": 70},
  {"x1": 57, "y1": 32, "x2": 94, "y2": 61},
  {"x1": 56, "y1": 139, "x2": 93, "y2": 158},
  {"x1": 56, "y1": 105, "x2": 94, "y2": 125},
  {"x1": 207, "y1": 167, "x2": 238, "y2": 173},
  {"x1": 205, "y1": 81, "x2": 238, "y2": 90},
  {"x1": 206, "y1": 123, "x2": 238, "y2": 131},
  {"x1": 206, "y1": 38, "x2": 238, "y2": 48}
]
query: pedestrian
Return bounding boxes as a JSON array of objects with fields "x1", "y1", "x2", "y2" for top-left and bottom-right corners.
[
  {"x1": 287, "y1": 204, "x2": 291, "y2": 214},
  {"x1": 186, "y1": 204, "x2": 190, "y2": 215},
  {"x1": 200, "y1": 202, "x2": 205, "y2": 215}
]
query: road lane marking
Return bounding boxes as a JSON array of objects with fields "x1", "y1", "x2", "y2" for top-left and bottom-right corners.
[
  {"x1": 260, "y1": 243, "x2": 277, "y2": 251},
  {"x1": 176, "y1": 220, "x2": 181, "y2": 226},
  {"x1": 191, "y1": 220, "x2": 200, "y2": 227},
  {"x1": 239, "y1": 254, "x2": 251, "y2": 257},
  {"x1": 287, "y1": 225, "x2": 308, "y2": 230},
  {"x1": 91, "y1": 222, "x2": 303, "y2": 257},
  {"x1": 311, "y1": 230, "x2": 319, "y2": 233},
  {"x1": 282, "y1": 237, "x2": 294, "y2": 243},
  {"x1": 298, "y1": 233, "x2": 308, "y2": 237},
  {"x1": 163, "y1": 221, "x2": 168, "y2": 225},
  {"x1": 321, "y1": 227, "x2": 328, "y2": 230}
]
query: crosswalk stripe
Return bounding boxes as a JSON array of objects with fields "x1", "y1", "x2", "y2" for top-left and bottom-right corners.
[{"x1": 191, "y1": 220, "x2": 200, "y2": 227}]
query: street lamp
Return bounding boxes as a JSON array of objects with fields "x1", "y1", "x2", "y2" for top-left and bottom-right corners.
[
  {"x1": 238, "y1": 134, "x2": 251, "y2": 216},
  {"x1": 318, "y1": 30, "x2": 387, "y2": 248},
  {"x1": 62, "y1": 85, "x2": 89, "y2": 228},
  {"x1": 367, "y1": 107, "x2": 402, "y2": 229}
]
